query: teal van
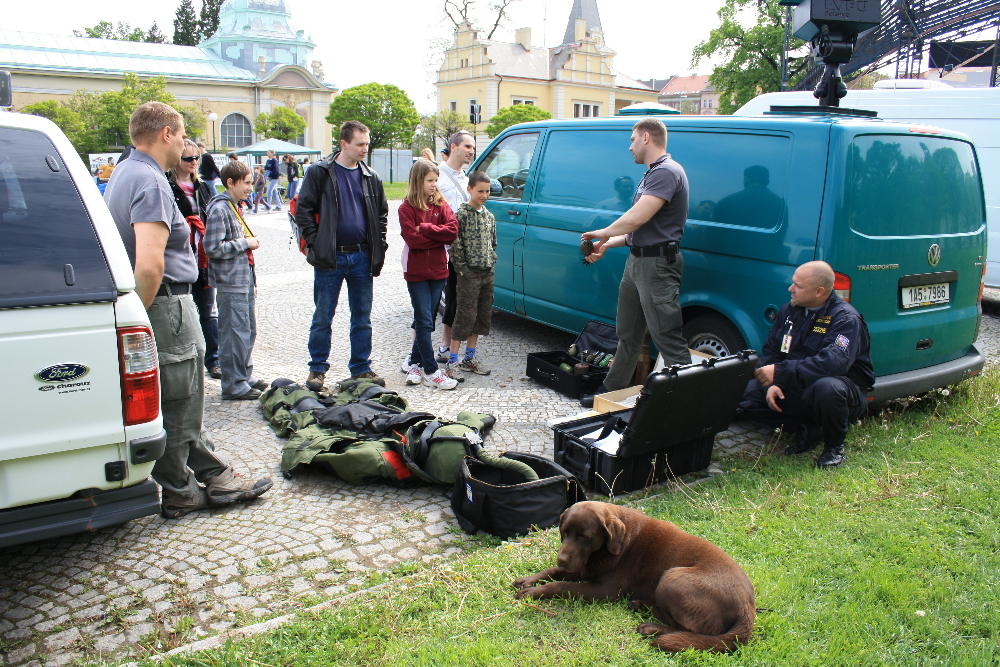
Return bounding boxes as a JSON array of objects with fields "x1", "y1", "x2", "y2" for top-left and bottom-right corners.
[{"x1": 471, "y1": 112, "x2": 986, "y2": 401}]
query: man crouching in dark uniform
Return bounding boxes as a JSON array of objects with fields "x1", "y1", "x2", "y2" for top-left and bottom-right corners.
[{"x1": 738, "y1": 260, "x2": 874, "y2": 468}]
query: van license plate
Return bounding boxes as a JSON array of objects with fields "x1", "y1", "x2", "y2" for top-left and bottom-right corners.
[{"x1": 901, "y1": 283, "x2": 950, "y2": 309}]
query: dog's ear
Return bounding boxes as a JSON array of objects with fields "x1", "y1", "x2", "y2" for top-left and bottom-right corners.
[{"x1": 603, "y1": 511, "x2": 627, "y2": 556}]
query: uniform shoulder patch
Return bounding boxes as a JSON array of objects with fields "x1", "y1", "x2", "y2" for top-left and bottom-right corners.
[{"x1": 835, "y1": 334, "x2": 850, "y2": 349}]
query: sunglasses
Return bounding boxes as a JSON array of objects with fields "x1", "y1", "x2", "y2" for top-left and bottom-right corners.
[{"x1": 180, "y1": 155, "x2": 200, "y2": 163}]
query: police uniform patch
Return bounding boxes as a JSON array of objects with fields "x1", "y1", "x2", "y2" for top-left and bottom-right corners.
[
  {"x1": 812, "y1": 326, "x2": 827, "y2": 334},
  {"x1": 836, "y1": 334, "x2": 850, "y2": 349},
  {"x1": 816, "y1": 316, "x2": 832, "y2": 324}
]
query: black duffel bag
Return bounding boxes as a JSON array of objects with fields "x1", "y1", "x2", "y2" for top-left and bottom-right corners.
[{"x1": 451, "y1": 451, "x2": 586, "y2": 539}]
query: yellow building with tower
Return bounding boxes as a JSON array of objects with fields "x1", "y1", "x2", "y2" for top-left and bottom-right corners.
[{"x1": 436, "y1": 0, "x2": 659, "y2": 146}]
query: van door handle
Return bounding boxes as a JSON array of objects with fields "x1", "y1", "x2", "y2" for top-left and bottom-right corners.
[{"x1": 507, "y1": 209, "x2": 521, "y2": 216}]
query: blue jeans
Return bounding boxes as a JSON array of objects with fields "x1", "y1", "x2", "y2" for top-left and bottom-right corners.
[
  {"x1": 266, "y1": 177, "x2": 282, "y2": 209},
  {"x1": 308, "y1": 250, "x2": 373, "y2": 375},
  {"x1": 407, "y1": 279, "x2": 447, "y2": 374},
  {"x1": 286, "y1": 178, "x2": 299, "y2": 201}
]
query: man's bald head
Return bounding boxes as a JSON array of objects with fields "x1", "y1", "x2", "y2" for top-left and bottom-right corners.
[{"x1": 789, "y1": 261, "x2": 835, "y2": 308}]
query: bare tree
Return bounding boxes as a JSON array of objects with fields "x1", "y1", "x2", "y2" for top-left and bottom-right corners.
[{"x1": 443, "y1": 0, "x2": 515, "y2": 39}]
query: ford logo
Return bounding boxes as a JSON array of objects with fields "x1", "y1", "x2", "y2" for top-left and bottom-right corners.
[
  {"x1": 928, "y1": 244, "x2": 941, "y2": 267},
  {"x1": 35, "y1": 363, "x2": 90, "y2": 383}
]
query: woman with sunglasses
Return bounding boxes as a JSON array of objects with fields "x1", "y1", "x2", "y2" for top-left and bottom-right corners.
[{"x1": 169, "y1": 139, "x2": 222, "y2": 379}]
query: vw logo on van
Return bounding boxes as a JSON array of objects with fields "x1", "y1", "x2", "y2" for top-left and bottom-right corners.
[
  {"x1": 34, "y1": 363, "x2": 90, "y2": 383},
  {"x1": 927, "y1": 244, "x2": 941, "y2": 267}
]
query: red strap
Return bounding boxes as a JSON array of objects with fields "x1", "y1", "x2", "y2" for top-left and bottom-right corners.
[{"x1": 381, "y1": 450, "x2": 411, "y2": 480}]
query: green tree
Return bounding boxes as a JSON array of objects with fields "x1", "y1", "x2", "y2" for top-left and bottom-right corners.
[
  {"x1": 145, "y1": 22, "x2": 167, "y2": 44},
  {"x1": 325, "y1": 83, "x2": 420, "y2": 162},
  {"x1": 176, "y1": 105, "x2": 206, "y2": 140},
  {"x1": 423, "y1": 110, "x2": 474, "y2": 145},
  {"x1": 173, "y1": 0, "x2": 200, "y2": 46},
  {"x1": 199, "y1": 0, "x2": 224, "y2": 41},
  {"x1": 691, "y1": 0, "x2": 807, "y2": 114},
  {"x1": 70, "y1": 73, "x2": 177, "y2": 149},
  {"x1": 253, "y1": 106, "x2": 307, "y2": 142},
  {"x1": 485, "y1": 105, "x2": 551, "y2": 138},
  {"x1": 17, "y1": 100, "x2": 100, "y2": 159},
  {"x1": 73, "y1": 20, "x2": 162, "y2": 42}
]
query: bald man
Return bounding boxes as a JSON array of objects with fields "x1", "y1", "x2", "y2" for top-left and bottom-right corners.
[{"x1": 738, "y1": 261, "x2": 874, "y2": 467}]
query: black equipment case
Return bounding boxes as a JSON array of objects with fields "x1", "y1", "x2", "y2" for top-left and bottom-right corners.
[
  {"x1": 526, "y1": 320, "x2": 618, "y2": 398},
  {"x1": 451, "y1": 452, "x2": 586, "y2": 539},
  {"x1": 551, "y1": 351, "x2": 757, "y2": 495}
]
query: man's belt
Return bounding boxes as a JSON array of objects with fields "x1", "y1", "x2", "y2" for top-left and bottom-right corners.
[
  {"x1": 629, "y1": 242, "x2": 678, "y2": 259},
  {"x1": 336, "y1": 243, "x2": 368, "y2": 253},
  {"x1": 156, "y1": 283, "x2": 193, "y2": 297}
]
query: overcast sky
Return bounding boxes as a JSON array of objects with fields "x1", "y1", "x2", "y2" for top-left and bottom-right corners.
[{"x1": 6, "y1": 0, "x2": 728, "y2": 113}]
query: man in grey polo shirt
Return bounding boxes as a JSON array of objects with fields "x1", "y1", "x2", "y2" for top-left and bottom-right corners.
[
  {"x1": 105, "y1": 101, "x2": 272, "y2": 518},
  {"x1": 579, "y1": 117, "x2": 690, "y2": 407}
]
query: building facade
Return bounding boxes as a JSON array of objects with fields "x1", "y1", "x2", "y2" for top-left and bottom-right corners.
[
  {"x1": 655, "y1": 75, "x2": 719, "y2": 115},
  {"x1": 0, "y1": 0, "x2": 337, "y2": 152},
  {"x1": 435, "y1": 0, "x2": 659, "y2": 147}
]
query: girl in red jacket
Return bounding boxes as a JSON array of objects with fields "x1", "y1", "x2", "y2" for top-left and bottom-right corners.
[{"x1": 399, "y1": 159, "x2": 460, "y2": 389}]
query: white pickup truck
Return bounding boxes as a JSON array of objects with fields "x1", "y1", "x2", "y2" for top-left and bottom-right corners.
[{"x1": 0, "y1": 111, "x2": 165, "y2": 547}]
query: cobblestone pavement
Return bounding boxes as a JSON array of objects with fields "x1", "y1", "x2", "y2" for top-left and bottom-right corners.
[{"x1": 3, "y1": 204, "x2": 999, "y2": 666}]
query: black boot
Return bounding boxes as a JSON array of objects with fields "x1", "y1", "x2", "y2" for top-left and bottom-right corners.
[
  {"x1": 784, "y1": 422, "x2": 822, "y2": 456},
  {"x1": 817, "y1": 444, "x2": 846, "y2": 468},
  {"x1": 579, "y1": 384, "x2": 608, "y2": 409}
]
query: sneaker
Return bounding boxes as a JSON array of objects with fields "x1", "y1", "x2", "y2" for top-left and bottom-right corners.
[
  {"x1": 579, "y1": 384, "x2": 608, "y2": 409},
  {"x1": 205, "y1": 468, "x2": 273, "y2": 507},
  {"x1": 209, "y1": 366, "x2": 222, "y2": 380},
  {"x1": 817, "y1": 444, "x2": 846, "y2": 468},
  {"x1": 423, "y1": 368, "x2": 458, "y2": 390},
  {"x1": 443, "y1": 361, "x2": 463, "y2": 381},
  {"x1": 405, "y1": 364, "x2": 422, "y2": 385},
  {"x1": 251, "y1": 379, "x2": 270, "y2": 391},
  {"x1": 223, "y1": 388, "x2": 262, "y2": 401},
  {"x1": 161, "y1": 487, "x2": 210, "y2": 519},
  {"x1": 305, "y1": 371, "x2": 326, "y2": 392},
  {"x1": 351, "y1": 370, "x2": 386, "y2": 386},
  {"x1": 459, "y1": 357, "x2": 491, "y2": 375},
  {"x1": 400, "y1": 358, "x2": 414, "y2": 373},
  {"x1": 435, "y1": 347, "x2": 451, "y2": 364}
]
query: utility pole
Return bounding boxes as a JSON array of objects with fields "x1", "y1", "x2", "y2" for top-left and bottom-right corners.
[{"x1": 781, "y1": 4, "x2": 792, "y2": 91}]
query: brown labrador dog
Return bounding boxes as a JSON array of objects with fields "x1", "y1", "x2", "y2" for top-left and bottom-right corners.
[{"x1": 513, "y1": 501, "x2": 755, "y2": 653}]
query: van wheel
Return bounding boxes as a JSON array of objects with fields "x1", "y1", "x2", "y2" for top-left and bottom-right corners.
[{"x1": 683, "y1": 314, "x2": 746, "y2": 358}]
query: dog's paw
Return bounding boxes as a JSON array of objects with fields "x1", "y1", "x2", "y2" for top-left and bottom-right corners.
[
  {"x1": 636, "y1": 623, "x2": 669, "y2": 636},
  {"x1": 513, "y1": 576, "x2": 539, "y2": 590},
  {"x1": 515, "y1": 586, "x2": 541, "y2": 600},
  {"x1": 628, "y1": 599, "x2": 653, "y2": 611}
]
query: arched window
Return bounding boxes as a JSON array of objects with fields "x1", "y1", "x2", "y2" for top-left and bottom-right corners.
[{"x1": 220, "y1": 113, "x2": 253, "y2": 149}]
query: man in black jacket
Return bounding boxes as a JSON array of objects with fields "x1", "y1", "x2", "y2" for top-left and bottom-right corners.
[
  {"x1": 295, "y1": 120, "x2": 389, "y2": 392},
  {"x1": 738, "y1": 261, "x2": 874, "y2": 468}
]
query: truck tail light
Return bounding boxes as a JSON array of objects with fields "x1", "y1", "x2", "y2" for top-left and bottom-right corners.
[
  {"x1": 834, "y1": 272, "x2": 852, "y2": 303},
  {"x1": 117, "y1": 326, "x2": 159, "y2": 426},
  {"x1": 979, "y1": 262, "x2": 987, "y2": 303}
]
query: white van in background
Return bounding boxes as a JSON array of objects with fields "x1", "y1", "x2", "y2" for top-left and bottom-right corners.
[{"x1": 735, "y1": 83, "x2": 1000, "y2": 288}]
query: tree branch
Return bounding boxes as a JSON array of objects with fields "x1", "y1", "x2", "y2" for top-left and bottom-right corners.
[{"x1": 485, "y1": 0, "x2": 514, "y2": 40}]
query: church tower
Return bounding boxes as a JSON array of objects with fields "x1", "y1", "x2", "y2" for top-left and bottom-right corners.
[
  {"x1": 561, "y1": 0, "x2": 603, "y2": 45},
  {"x1": 200, "y1": 0, "x2": 316, "y2": 75}
]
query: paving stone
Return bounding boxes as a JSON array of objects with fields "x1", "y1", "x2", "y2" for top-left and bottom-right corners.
[{"x1": 43, "y1": 628, "x2": 79, "y2": 652}]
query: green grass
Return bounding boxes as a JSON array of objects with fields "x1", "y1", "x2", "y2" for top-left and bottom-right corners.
[
  {"x1": 141, "y1": 370, "x2": 1000, "y2": 667},
  {"x1": 382, "y1": 181, "x2": 408, "y2": 200}
]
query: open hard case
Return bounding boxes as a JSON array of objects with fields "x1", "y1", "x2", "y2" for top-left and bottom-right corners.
[
  {"x1": 551, "y1": 350, "x2": 758, "y2": 495},
  {"x1": 526, "y1": 320, "x2": 618, "y2": 398}
]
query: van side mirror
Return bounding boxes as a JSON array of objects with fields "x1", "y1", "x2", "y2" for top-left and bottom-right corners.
[{"x1": 490, "y1": 179, "x2": 502, "y2": 197}]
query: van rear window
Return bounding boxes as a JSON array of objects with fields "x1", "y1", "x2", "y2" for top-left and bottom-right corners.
[
  {"x1": 0, "y1": 128, "x2": 115, "y2": 309},
  {"x1": 847, "y1": 135, "x2": 984, "y2": 237}
]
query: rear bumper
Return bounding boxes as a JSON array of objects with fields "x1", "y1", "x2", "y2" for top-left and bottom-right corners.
[
  {"x1": 0, "y1": 479, "x2": 160, "y2": 549},
  {"x1": 870, "y1": 344, "x2": 985, "y2": 402}
]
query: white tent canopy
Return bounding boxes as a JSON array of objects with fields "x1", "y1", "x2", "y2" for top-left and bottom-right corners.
[{"x1": 234, "y1": 138, "x2": 324, "y2": 157}]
